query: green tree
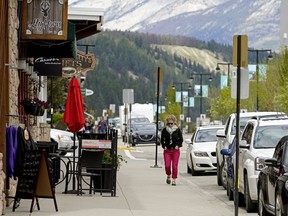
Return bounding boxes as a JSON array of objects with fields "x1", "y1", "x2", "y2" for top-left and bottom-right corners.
[
  {"x1": 161, "y1": 83, "x2": 181, "y2": 123},
  {"x1": 264, "y1": 48, "x2": 288, "y2": 112}
]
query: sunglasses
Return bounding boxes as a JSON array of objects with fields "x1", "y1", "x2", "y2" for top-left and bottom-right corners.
[{"x1": 167, "y1": 123, "x2": 174, "y2": 125}]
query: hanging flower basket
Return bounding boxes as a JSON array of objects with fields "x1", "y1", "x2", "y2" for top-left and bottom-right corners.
[
  {"x1": 23, "y1": 104, "x2": 38, "y2": 116},
  {"x1": 36, "y1": 106, "x2": 45, "y2": 116},
  {"x1": 21, "y1": 98, "x2": 49, "y2": 116}
]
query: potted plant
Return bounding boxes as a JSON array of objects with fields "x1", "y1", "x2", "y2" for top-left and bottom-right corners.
[
  {"x1": 95, "y1": 150, "x2": 127, "y2": 191},
  {"x1": 20, "y1": 98, "x2": 49, "y2": 116},
  {"x1": 102, "y1": 150, "x2": 127, "y2": 171}
]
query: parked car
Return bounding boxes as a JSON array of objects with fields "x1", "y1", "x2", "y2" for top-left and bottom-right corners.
[
  {"x1": 50, "y1": 128, "x2": 79, "y2": 155},
  {"x1": 220, "y1": 137, "x2": 236, "y2": 201},
  {"x1": 216, "y1": 111, "x2": 284, "y2": 189},
  {"x1": 113, "y1": 123, "x2": 122, "y2": 138},
  {"x1": 186, "y1": 124, "x2": 224, "y2": 176},
  {"x1": 258, "y1": 135, "x2": 288, "y2": 216},
  {"x1": 222, "y1": 115, "x2": 288, "y2": 212},
  {"x1": 128, "y1": 123, "x2": 160, "y2": 146}
]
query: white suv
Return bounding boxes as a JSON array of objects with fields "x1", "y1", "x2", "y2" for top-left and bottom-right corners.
[
  {"x1": 50, "y1": 129, "x2": 79, "y2": 155},
  {"x1": 216, "y1": 111, "x2": 283, "y2": 188},
  {"x1": 237, "y1": 115, "x2": 288, "y2": 212}
]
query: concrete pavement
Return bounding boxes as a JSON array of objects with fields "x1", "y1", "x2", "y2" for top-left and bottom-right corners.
[{"x1": 4, "y1": 139, "x2": 249, "y2": 216}]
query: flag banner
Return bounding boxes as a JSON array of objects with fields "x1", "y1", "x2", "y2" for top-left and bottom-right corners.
[
  {"x1": 221, "y1": 75, "x2": 228, "y2": 89},
  {"x1": 194, "y1": 85, "x2": 201, "y2": 97},
  {"x1": 182, "y1": 91, "x2": 188, "y2": 102},
  {"x1": 202, "y1": 85, "x2": 208, "y2": 97},
  {"x1": 183, "y1": 97, "x2": 194, "y2": 107},
  {"x1": 176, "y1": 91, "x2": 181, "y2": 102}
]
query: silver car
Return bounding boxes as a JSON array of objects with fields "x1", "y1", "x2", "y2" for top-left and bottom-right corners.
[{"x1": 50, "y1": 129, "x2": 79, "y2": 155}]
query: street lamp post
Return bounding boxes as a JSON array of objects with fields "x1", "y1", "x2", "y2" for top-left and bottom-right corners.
[
  {"x1": 216, "y1": 62, "x2": 232, "y2": 86},
  {"x1": 190, "y1": 72, "x2": 212, "y2": 115},
  {"x1": 248, "y1": 49, "x2": 273, "y2": 111},
  {"x1": 172, "y1": 82, "x2": 192, "y2": 131}
]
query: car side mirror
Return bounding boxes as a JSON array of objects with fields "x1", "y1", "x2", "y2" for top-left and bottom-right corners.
[
  {"x1": 185, "y1": 138, "x2": 191, "y2": 145},
  {"x1": 264, "y1": 158, "x2": 279, "y2": 167},
  {"x1": 216, "y1": 129, "x2": 226, "y2": 138},
  {"x1": 239, "y1": 140, "x2": 250, "y2": 149},
  {"x1": 220, "y1": 148, "x2": 231, "y2": 156}
]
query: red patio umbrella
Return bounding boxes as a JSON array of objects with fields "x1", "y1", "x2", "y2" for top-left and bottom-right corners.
[
  {"x1": 63, "y1": 78, "x2": 85, "y2": 193},
  {"x1": 63, "y1": 78, "x2": 85, "y2": 133}
]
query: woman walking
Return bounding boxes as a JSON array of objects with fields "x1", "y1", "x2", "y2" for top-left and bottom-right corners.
[{"x1": 160, "y1": 115, "x2": 183, "y2": 186}]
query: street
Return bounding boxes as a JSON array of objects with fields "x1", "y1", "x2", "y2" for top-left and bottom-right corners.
[{"x1": 122, "y1": 134, "x2": 258, "y2": 216}]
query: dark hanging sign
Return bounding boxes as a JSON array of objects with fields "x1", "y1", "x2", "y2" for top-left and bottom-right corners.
[
  {"x1": 34, "y1": 57, "x2": 62, "y2": 77},
  {"x1": 21, "y1": 0, "x2": 68, "y2": 40}
]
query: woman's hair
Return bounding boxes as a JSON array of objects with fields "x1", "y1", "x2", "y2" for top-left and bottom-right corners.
[{"x1": 165, "y1": 115, "x2": 177, "y2": 124}]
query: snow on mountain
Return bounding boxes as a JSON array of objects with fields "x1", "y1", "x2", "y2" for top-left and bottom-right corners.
[{"x1": 69, "y1": 0, "x2": 281, "y2": 50}]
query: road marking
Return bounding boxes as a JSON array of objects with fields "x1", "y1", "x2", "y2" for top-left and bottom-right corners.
[
  {"x1": 118, "y1": 146, "x2": 136, "y2": 150},
  {"x1": 124, "y1": 150, "x2": 147, "y2": 160}
]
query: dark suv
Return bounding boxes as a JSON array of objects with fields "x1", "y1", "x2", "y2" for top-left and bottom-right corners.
[{"x1": 258, "y1": 135, "x2": 288, "y2": 216}]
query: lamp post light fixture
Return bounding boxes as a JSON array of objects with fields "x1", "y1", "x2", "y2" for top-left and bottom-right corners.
[
  {"x1": 248, "y1": 49, "x2": 273, "y2": 111},
  {"x1": 216, "y1": 62, "x2": 232, "y2": 86},
  {"x1": 190, "y1": 72, "x2": 212, "y2": 115},
  {"x1": 172, "y1": 82, "x2": 192, "y2": 130}
]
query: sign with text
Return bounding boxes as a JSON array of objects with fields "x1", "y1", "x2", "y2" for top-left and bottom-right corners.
[
  {"x1": 81, "y1": 140, "x2": 112, "y2": 149},
  {"x1": 22, "y1": 0, "x2": 68, "y2": 40},
  {"x1": 123, "y1": 89, "x2": 134, "y2": 104},
  {"x1": 62, "y1": 50, "x2": 96, "y2": 77},
  {"x1": 34, "y1": 57, "x2": 62, "y2": 77}
]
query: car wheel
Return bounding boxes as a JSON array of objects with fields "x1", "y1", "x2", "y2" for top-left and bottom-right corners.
[
  {"x1": 190, "y1": 159, "x2": 199, "y2": 176},
  {"x1": 244, "y1": 174, "x2": 257, "y2": 212},
  {"x1": 258, "y1": 185, "x2": 269, "y2": 216},
  {"x1": 220, "y1": 160, "x2": 227, "y2": 189},
  {"x1": 234, "y1": 190, "x2": 245, "y2": 207},
  {"x1": 187, "y1": 165, "x2": 191, "y2": 174},
  {"x1": 217, "y1": 157, "x2": 222, "y2": 186},
  {"x1": 275, "y1": 188, "x2": 285, "y2": 216},
  {"x1": 227, "y1": 178, "x2": 233, "y2": 201}
]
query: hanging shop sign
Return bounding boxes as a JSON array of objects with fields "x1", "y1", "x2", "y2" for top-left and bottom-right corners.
[
  {"x1": 21, "y1": 0, "x2": 68, "y2": 40},
  {"x1": 62, "y1": 50, "x2": 96, "y2": 78},
  {"x1": 34, "y1": 57, "x2": 62, "y2": 77}
]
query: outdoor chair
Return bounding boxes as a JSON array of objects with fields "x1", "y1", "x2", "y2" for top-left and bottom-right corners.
[{"x1": 77, "y1": 149, "x2": 104, "y2": 196}]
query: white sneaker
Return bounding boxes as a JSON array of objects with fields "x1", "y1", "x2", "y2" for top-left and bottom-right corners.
[{"x1": 172, "y1": 179, "x2": 176, "y2": 186}]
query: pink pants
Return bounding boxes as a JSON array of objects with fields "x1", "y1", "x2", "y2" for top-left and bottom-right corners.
[{"x1": 163, "y1": 149, "x2": 180, "y2": 179}]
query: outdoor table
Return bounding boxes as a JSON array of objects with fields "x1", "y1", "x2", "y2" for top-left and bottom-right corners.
[{"x1": 58, "y1": 154, "x2": 79, "y2": 194}]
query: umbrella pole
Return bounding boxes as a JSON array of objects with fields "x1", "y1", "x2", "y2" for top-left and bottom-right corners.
[
  {"x1": 72, "y1": 132, "x2": 76, "y2": 191},
  {"x1": 65, "y1": 132, "x2": 77, "y2": 194}
]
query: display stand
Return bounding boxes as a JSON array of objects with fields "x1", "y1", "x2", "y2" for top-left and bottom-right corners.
[
  {"x1": 80, "y1": 130, "x2": 118, "y2": 196},
  {"x1": 12, "y1": 150, "x2": 58, "y2": 213}
]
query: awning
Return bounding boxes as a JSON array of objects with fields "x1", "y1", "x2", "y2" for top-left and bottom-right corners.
[{"x1": 68, "y1": 7, "x2": 104, "y2": 40}]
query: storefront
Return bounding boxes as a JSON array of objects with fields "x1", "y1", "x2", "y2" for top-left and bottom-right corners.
[{"x1": 0, "y1": 0, "x2": 103, "y2": 213}]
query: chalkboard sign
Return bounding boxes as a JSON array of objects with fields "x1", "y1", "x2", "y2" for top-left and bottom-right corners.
[
  {"x1": 15, "y1": 150, "x2": 41, "y2": 199},
  {"x1": 13, "y1": 150, "x2": 58, "y2": 213}
]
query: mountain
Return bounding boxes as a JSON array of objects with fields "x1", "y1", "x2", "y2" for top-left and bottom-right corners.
[
  {"x1": 73, "y1": 31, "x2": 230, "y2": 117},
  {"x1": 69, "y1": 0, "x2": 281, "y2": 50}
]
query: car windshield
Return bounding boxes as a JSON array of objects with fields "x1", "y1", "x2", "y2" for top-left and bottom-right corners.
[
  {"x1": 231, "y1": 116, "x2": 252, "y2": 135},
  {"x1": 134, "y1": 124, "x2": 156, "y2": 131},
  {"x1": 129, "y1": 118, "x2": 150, "y2": 124},
  {"x1": 195, "y1": 128, "x2": 220, "y2": 142},
  {"x1": 254, "y1": 125, "x2": 288, "y2": 148}
]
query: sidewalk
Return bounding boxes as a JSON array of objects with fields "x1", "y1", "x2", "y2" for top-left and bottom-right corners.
[{"x1": 4, "y1": 145, "x2": 238, "y2": 216}]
